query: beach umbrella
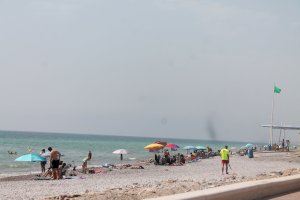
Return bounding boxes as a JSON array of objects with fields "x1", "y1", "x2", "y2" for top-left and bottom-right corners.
[
  {"x1": 165, "y1": 143, "x2": 180, "y2": 150},
  {"x1": 15, "y1": 153, "x2": 46, "y2": 162},
  {"x1": 183, "y1": 146, "x2": 197, "y2": 154},
  {"x1": 196, "y1": 146, "x2": 206, "y2": 151},
  {"x1": 15, "y1": 153, "x2": 46, "y2": 174},
  {"x1": 154, "y1": 141, "x2": 167, "y2": 147},
  {"x1": 113, "y1": 149, "x2": 128, "y2": 154},
  {"x1": 144, "y1": 143, "x2": 164, "y2": 151},
  {"x1": 183, "y1": 146, "x2": 197, "y2": 150},
  {"x1": 113, "y1": 149, "x2": 128, "y2": 161},
  {"x1": 245, "y1": 143, "x2": 254, "y2": 148}
]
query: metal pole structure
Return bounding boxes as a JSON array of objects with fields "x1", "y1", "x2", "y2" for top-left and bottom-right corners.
[
  {"x1": 283, "y1": 123, "x2": 286, "y2": 141},
  {"x1": 270, "y1": 89, "x2": 275, "y2": 145},
  {"x1": 278, "y1": 123, "x2": 282, "y2": 144}
]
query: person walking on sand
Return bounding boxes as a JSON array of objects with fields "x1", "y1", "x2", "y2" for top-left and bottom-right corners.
[
  {"x1": 48, "y1": 147, "x2": 61, "y2": 180},
  {"x1": 220, "y1": 145, "x2": 230, "y2": 175}
]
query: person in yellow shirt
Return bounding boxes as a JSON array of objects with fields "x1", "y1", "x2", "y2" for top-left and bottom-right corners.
[{"x1": 220, "y1": 145, "x2": 230, "y2": 175}]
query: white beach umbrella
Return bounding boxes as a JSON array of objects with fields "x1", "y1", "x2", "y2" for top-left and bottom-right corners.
[
  {"x1": 113, "y1": 149, "x2": 128, "y2": 161},
  {"x1": 113, "y1": 149, "x2": 128, "y2": 154}
]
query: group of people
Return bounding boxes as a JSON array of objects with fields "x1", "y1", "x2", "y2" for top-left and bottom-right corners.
[
  {"x1": 187, "y1": 149, "x2": 214, "y2": 161},
  {"x1": 37, "y1": 145, "x2": 232, "y2": 178},
  {"x1": 277, "y1": 139, "x2": 290, "y2": 151},
  {"x1": 39, "y1": 148, "x2": 93, "y2": 179},
  {"x1": 39, "y1": 147, "x2": 67, "y2": 180},
  {"x1": 153, "y1": 146, "x2": 215, "y2": 166},
  {"x1": 154, "y1": 150, "x2": 186, "y2": 165},
  {"x1": 153, "y1": 145, "x2": 231, "y2": 175}
]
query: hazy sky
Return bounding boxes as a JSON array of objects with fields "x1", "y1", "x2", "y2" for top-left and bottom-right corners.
[{"x1": 0, "y1": 0, "x2": 299, "y2": 143}]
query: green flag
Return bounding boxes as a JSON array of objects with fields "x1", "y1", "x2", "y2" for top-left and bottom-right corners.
[{"x1": 274, "y1": 86, "x2": 281, "y2": 94}]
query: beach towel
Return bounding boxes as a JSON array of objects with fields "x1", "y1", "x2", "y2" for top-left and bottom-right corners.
[{"x1": 33, "y1": 177, "x2": 51, "y2": 181}]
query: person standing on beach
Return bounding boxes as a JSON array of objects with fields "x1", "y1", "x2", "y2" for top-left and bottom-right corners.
[
  {"x1": 48, "y1": 147, "x2": 61, "y2": 180},
  {"x1": 220, "y1": 145, "x2": 229, "y2": 175},
  {"x1": 39, "y1": 149, "x2": 47, "y2": 173},
  {"x1": 82, "y1": 150, "x2": 92, "y2": 174}
]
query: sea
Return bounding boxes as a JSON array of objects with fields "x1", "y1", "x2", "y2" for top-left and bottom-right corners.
[{"x1": 0, "y1": 130, "x2": 256, "y2": 174}]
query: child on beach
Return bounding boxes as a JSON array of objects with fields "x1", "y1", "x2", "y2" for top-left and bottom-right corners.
[{"x1": 58, "y1": 163, "x2": 67, "y2": 179}]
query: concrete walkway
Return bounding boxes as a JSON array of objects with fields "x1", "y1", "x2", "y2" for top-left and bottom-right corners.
[
  {"x1": 264, "y1": 190, "x2": 300, "y2": 200},
  {"x1": 148, "y1": 174, "x2": 300, "y2": 200}
]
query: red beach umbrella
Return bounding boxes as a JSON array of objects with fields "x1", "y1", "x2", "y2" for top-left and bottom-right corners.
[{"x1": 165, "y1": 143, "x2": 180, "y2": 150}]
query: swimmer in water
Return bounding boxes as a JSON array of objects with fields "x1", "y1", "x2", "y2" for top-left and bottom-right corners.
[{"x1": 8, "y1": 150, "x2": 17, "y2": 155}]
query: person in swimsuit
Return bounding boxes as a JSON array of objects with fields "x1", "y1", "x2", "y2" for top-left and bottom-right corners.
[
  {"x1": 82, "y1": 151, "x2": 92, "y2": 174},
  {"x1": 48, "y1": 147, "x2": 61, "y2": 180}
]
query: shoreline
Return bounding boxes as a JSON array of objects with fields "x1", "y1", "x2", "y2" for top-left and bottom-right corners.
[{"x1": 1, "y1": 151, "x2": 300, "y2": 200}]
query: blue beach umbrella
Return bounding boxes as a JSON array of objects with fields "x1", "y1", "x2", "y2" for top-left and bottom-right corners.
[
  {"x1": 245, "y1": 143, "x2": 254, "y2": 148},
  {"x1": 183, "y1": 146, "x2": 197, "y2": 154},
  {"x1": 15, "y1": 153, "x2": 46, "y2": 162},
  {"x1": 196, "y1": 146, "x2": 206, "y2": 151},
  {"x1": 183, "y1": 146, "x2": 196, "y2": 150}
]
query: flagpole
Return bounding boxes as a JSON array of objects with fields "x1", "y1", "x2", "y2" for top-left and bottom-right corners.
[{"x1": 270, "y1": 85, "x2": 275, "y2": 145}]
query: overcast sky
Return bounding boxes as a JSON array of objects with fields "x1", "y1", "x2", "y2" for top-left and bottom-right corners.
[{"x1": 0, "y1": 0, "x2": 299, "y2": 143}]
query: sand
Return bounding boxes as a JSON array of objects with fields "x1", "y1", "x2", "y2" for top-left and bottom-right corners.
[{"x1": 1, "y1": 151, "x2": 300, "y2": 200}]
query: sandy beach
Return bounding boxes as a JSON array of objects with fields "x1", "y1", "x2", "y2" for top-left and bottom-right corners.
[{"x1": 0, "y1": 151, "x2": 300, "y2": 200}]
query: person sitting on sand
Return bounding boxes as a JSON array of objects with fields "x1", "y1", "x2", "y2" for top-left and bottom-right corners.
[
  {"x1": 170, "y1": 155, "x2": 176, "y2": 164},
  {"x1": 40, "y1": 149, "x2": 47, "y2": 173},
  {"x1": 157, "y1": 154, "x2": 161, "y2": 165},
  {"x1": 220, "y1": 145, "x2": 230, "y2": 175},
  {"x1": 180, "y1": 154, "x2": 185, "y2": 164},
  {"x1": 176, "y1": 153, "x2": 181, "y2": 164},
  {"x1": 164, "y1": 150, "x2": 170, "y2": 164},
  {"x1": 82, "y1": 150, "x2": 92, "y2": 174},
  {"x1": 59, "y1": 163, "x2": 67, "y2": 179},
  {"x1": 48, "y1": 147, "x2": 61, "y2": 180},
  {"x1": 42, "y1": 167, "x2": 53, "y2": 178},
  {"x1": 161, "y1": 156, "x2": 166, "y2": 165},
  {"x1": 190, "y1": 152, "x2": 196, "y2": 161}
]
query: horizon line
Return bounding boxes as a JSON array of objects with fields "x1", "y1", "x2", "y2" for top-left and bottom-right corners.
[{"x1": 0, "y1": 128, "x2": 264, "y2": 144}]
